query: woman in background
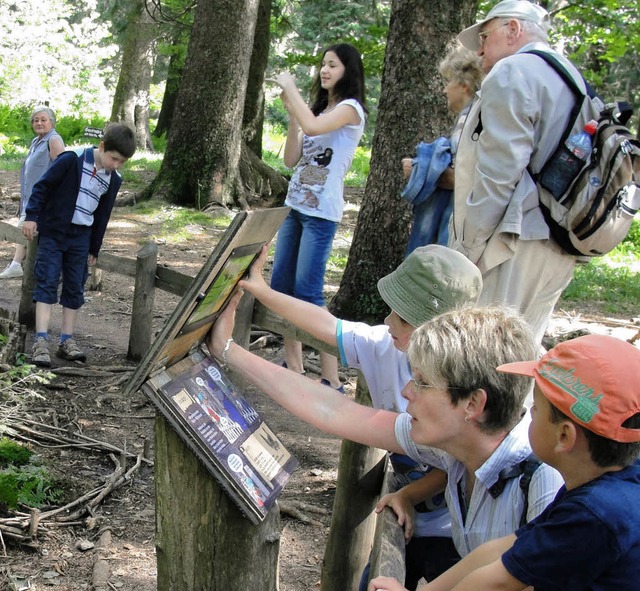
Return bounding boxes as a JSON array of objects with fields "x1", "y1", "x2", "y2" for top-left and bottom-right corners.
[
  {"x1": 0, "y1": 106, "x2": 65, "y2": 279},
  {"x1": 402, "y1": 46, "x2": 482, "y2": 253},
  {"x1": 269, "y1": 42, "x2": 366, "y2": 391}
]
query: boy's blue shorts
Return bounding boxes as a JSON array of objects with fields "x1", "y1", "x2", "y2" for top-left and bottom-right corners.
[{"x1": 33, "y1": 226, "x2": 91, "y2": 310}]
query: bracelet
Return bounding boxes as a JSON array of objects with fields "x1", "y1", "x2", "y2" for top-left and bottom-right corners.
[{"x1": 219, "y1": 338, "x2": 234, "y2": 370}]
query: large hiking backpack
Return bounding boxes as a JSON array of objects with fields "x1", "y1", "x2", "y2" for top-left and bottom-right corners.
[{"x1": 528, "y1": 50, "x2": 640, "y2": 257}]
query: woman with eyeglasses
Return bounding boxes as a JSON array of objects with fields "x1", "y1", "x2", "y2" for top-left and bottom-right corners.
[{"x1": 208, "y1": 296, "x2": 563, "y2": 587}]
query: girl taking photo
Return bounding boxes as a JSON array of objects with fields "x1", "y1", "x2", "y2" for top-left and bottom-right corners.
[{"x1": 270, "y1": 43, "x2": 366, "y2": 391}]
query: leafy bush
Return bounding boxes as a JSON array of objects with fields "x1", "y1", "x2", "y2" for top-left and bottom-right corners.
[
  {"x1": 0, "y1": 465, "x2": 60, "y2": 510},
  {"x1": 0, "y1": 439, "x2": 59, "y2": 511},
  {"x1": 0, "y1": 438, "x2": 33, "y2": 468},
  {"x1": 55, "y1": 114, "x2": 107, "y2": 146}
]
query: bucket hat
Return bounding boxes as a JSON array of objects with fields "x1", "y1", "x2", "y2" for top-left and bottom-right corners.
[{"x1": 377, "y1": 245, "x2": 482, "y2": 328}]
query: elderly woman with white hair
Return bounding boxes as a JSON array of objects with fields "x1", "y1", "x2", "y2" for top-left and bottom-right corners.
[{"x1": 0, "y1": 106, "x2": 64, "y2": 279}]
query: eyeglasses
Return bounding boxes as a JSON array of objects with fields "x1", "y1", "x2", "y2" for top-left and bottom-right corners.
[
  {"x1": 409, "y1": 377, "x2": 436, "y2": 389},
  {"x1": 409, "y1": 377, "x2": 462, "y2": 391},
  {"x1": 478, "y1": 22, "x2": 509, "y2": 47}
]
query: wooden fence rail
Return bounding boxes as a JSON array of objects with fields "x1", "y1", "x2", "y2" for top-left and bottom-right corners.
[{"x1": 1, "y1": 218, "x2": 406, "y2": 583}]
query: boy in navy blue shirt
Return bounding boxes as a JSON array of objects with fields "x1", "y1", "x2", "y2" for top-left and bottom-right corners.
[
  {"x1": 22, "y1": 123, "x2": 136, "y2": 367},
  {"x1": 370, "y1": 334, "x2": 640, "y2": 591}
]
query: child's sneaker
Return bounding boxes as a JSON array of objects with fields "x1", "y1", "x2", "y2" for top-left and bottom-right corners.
[
  {"x1": 0, "y1": 264, "x2": 23, "y2": 279},
  {"x1": 32, "y1": 337, "x2": 51, "y2": 367},
  {"x1": 56, "y1": 338, "x2": 86, "y2": 362}
]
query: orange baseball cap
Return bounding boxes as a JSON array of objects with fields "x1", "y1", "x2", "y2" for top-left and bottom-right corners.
[{"x1": 497, "y1": 335, "x2": 640, "y2": 443}]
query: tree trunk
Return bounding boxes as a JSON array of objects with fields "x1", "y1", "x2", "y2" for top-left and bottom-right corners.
[
  {"x1": 243, "y1": 0, "x2": 271, "y2": 157},
  {"x1": 330, "y1": 0, "x2": 478, "y2": 323},
  {"x1": 110, "y1": 0, "x2": 157, "y2": 151},
  {"x1": 155, "y1": 415, "x2": 281, "y2": 591},
  {"x1": 238, "y1": 142, "x2": 289, "y2": 209},
  {"x1": 154, "y1": 27, "x2": 190, "y2": 138},
  {"x1": 149, "y1": 0, "x2": 286, "y2": 209}
]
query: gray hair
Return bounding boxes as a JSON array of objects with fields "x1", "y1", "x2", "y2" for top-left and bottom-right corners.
[
  {"x1": 438, "y1": 45, "x2": 483, "y2": 93},
  {"x1": 407, "y1": 306, "x2": 537, "y2": 433},
  {"x1": 518, "y1": 19, "x2": 549, "y2": 44},
  {"x1": 31, "y1": 106, "x2": 57, "y2": 127}
]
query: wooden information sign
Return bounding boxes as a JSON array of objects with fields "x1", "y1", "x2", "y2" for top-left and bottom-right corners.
[{"x1": 123, "y1": 207, "x2": 297, "y2": 523}]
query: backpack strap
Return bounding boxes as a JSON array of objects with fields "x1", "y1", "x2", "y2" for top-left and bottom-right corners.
[
  {"x1": 518, "y1": 454, "x2": 542, "y2": 527},
  {"x1": 524, "y1": 50, "x2": 590, "y2": 151},
  {"x1": 469, "y1": 51, "x2": 592, "y2": 144},
  {"x1": 486, "y1": 453, "x2": 543, "y2": 528}
]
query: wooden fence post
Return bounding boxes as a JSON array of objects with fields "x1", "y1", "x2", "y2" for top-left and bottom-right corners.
[
  {"x1": 127, "y1": 243, "x2": 158, "y2": 361},
  {"x1": 320, "y1": 375, "x2": 387, "y2": 591},
  {"x1": 155, "y1": 413, "x2": 281, "y2": 590},
  {"x1": 368, "y1": 459, "x2": 406, "y2": 585},
  {"x1": 18, "y1": 237, "x2": 38, "y2": 329}
]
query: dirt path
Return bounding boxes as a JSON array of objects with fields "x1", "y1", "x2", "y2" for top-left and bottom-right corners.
[
  {"x1": 0, "y1": 170, "x2": 361, "y2": 590},
  {"x1": 0, "y1": 169, "x2": 637, "y2": 590}
]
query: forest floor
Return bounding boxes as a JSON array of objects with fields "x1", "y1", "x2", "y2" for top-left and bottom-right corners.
[{"x1": 0, "y1": 169, "x2": 637, "y2": 591}]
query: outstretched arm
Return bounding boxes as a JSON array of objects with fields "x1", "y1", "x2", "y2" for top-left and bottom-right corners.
[
  {"x1": 421, "y1": 535, "x2": 519, "y2": 591},
  {"x1": 207, "y1": 290, "x2": 403, "y2": 453},
  {"x1": 369, "y1": 535, "x2": 521, "y2": 591},
  {"x1": 240, "y1": 246, "x2": 339, "y2": 347}
]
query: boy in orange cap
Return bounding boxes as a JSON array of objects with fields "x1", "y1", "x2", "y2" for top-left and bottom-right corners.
[{"x1": 370, "y1": 334, "x2": 640, "y2": 591}]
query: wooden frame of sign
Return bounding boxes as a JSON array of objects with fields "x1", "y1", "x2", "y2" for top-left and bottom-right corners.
[{"x1": 123, "y1": 206, "x2": 297, "y2": 523}]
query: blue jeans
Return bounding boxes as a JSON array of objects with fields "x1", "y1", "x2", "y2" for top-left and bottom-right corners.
[
  {"x1": 33, "y1": 226, "x2": 91, "y2": 310},
  {"x1": 271, "y1": 209, "x2": 338, "y2": 306}
]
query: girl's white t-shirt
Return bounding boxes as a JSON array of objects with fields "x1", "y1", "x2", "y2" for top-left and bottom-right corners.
[{"x1": 285, "y1": 98, "x2": 365, "y2": 223}]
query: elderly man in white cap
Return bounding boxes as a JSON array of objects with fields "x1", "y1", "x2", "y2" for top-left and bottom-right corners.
[{"x1": 449, "y1": 0, "x2": 584, "y2": 345}]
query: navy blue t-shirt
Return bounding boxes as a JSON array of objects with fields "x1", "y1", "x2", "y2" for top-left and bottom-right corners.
[{"x1": 502, "y1": 460, "x2": 640, "y2": 590}]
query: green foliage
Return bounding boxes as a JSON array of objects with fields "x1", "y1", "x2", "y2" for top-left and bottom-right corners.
[
  {"x1": 344, "y1": 146, "x2": 370, "y2": 188},
  {"x1": 0, "y1": 0, "x2": 119, "y2": 117},
  {"x1": 550, "y1": 0, "x2": 640, "y2": 131},
  {"x1": 617, "y1": 218, "x2": 640, "y2": 255},
  {"x1": 0, "y1": 438, "x2": 33, "y2": 468},
  {"x1": 0, "y1": 464, "x2": 60, "y2": 510},
  {"x1": 262, "y1": 149, "x2": 291, "y2": 178},
  {"x1": 561, "y1": 221, "x2": 640, "y2": 316},
  {"x1": 55, "y1": 114, "x2": 108, "y2": 145},
  {"x1": 0, "y1": 438, "x2": 60, "y2": 511},
  {"x1": 0, "y1": 362, "x2": 53, "y2": 390},
  {"x1": 118, "y1": 150, "x2": 164, "y2": 188},
  {"x1": 561, "y1": 259, "x2": 640, "y2": 316},
  {"x1": 127, "y1": 201, "x2": 231, "y2": 244}
]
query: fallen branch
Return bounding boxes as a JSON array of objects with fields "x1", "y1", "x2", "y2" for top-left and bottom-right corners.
[
  {"x1": 0, "y1": 453, "x2": 144, "y2": 545},
  {"x1": 93, "y1": 528, "x2": 112, "y2": 591},
  {"x1": 5, "y1": 418, "x2": 153, "y2": 465},
  {"x1": 278, "y1": 499, "x2": 327, "y2": 527},
  {"x1": 50, "y1": 367, "x2": 133, "y2": 378}
]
